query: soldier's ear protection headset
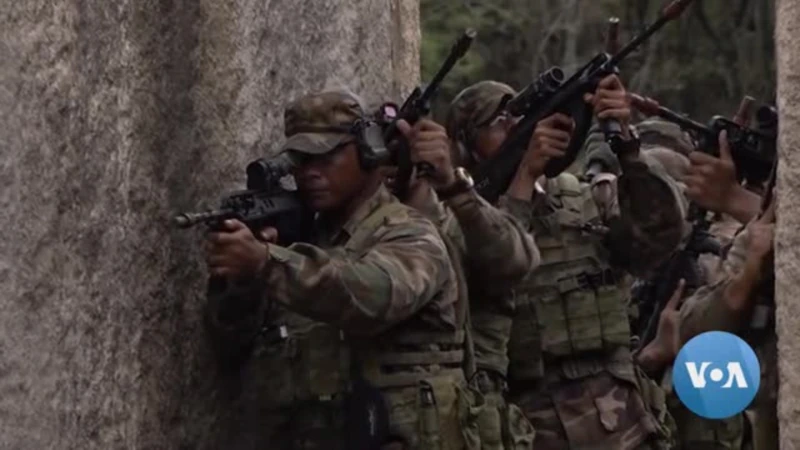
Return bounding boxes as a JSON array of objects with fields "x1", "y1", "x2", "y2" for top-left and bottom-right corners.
[
  {"x1": 295, "y1": 113, "x2": 388, "y2": 171},
  {"x1": 349, "y1": 116, "x2": 388, "y2": 171}
]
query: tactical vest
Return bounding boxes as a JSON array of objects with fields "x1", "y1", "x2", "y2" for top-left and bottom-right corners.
[
  {"x1": 255, "y1": 200, "x2": 467, "y2": 406},
  {"x1": 508, "y1": 173, "x2": 631, "y2": 381}
]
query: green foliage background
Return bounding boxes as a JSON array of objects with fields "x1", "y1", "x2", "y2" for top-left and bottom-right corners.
[{"x1": 421, "y1": 0, "x2": 776, "y2": 123}]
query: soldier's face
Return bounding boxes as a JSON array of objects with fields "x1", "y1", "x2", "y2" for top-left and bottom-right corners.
[
  {"x1": 473, "y1": 113, "x2": 515, "y2": 161},
  {"x1": 293, "y1": 142, "x2": 369, "y2": 212}
]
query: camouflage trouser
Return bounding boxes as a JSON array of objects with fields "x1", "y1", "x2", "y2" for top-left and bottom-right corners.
[
  {"x1": 667, "y1": 391, "x2": 746, "y2": 449},
  {"x1": 510, "y1": 371, "x2": 669, "y2": 450},
  {"x1": 470, "y1": 370, "x2": 536, "y2": 450},
  {"x1": 238, "y1": 375, "x2": 479, "y2": 450}
]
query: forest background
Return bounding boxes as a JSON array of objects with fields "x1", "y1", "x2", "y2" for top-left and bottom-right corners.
[{"x1": 421, "y1": 0, "x2": 776, "y2": 122}]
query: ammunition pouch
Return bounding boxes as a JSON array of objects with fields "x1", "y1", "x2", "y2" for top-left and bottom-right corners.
[
  {"x1": 512, "y1": 266, "x2": 629, "y2": 363},
  {"x1": 383, "y1": 375, "x2": 483, "y2": 450},
  {"x1": 469, "y1": 370, "x2": 535, "y2": 450}
]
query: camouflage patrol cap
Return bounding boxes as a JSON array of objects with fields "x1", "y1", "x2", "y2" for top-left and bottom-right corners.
[
  {"x1": 635, "y1": 117, "x2": 695, "y2": 156},
  {"x1": 445, "y1": 81, "x2": 516, "y2": 143},
  {"x1": 280, "y1": 88, "x2": 367, "y2": 155}
]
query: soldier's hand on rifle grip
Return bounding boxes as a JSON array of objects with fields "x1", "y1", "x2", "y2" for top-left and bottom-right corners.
[
  {"x1": 685, "y1": 131, "x2": 739, "y2": 214},
  {"x1": 396, "y1": 118, "x2": 457, "y2": 192},
  {"x1": 584, "y1": 75, "x2": 632, "y2": 140},
  {"x1": 520, "y1": 113, "x2": 575, "y2": 181},
  {"x1": 206, "y1": 219, "x2": 270, "y2": 279}
]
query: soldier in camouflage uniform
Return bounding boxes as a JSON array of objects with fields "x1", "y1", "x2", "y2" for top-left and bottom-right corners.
[
  {"x1": 631, "y1": 123, "x2": 749, "y2": 450},
  {"x1": 387, "y1": 116, "x2": 541, "y2": 450},
  {"x1": 679, "y1": 195, "x2": 776, "y2": 450},
  {"x1": 203, "y1": 88, "x2": 476, "y2": 450},
  {"x1": 679, "y1": 132, "x2": 777, "y2": 450},
  {"x1": 446, "y1": 77, "x2": 684, "y2": 450}
]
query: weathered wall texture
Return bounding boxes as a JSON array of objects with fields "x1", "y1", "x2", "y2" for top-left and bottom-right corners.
[
  {"x1": 776, "y1": 0, "x2": 800, "y2": 448},
  {"x1": 0, "y1": 1, "x2": 419, "y2": 449}
]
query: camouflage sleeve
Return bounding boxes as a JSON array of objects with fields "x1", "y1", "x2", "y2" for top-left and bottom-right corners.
[
  {"x1": 678, "y1": 228, "x2": 749, "y2": 343},
  {"x1": 203, "y1": 277, "x2": 267, "y2": 366},
  {"x1": 604, "y1": 156, "x2": 687, "y2": 278},
  {"x1": 496, "y1": 194, "x2": 535, "y2": 230},
  {"x1": 444, "y1": 189, "x2": 540, "y2": 286},
  {"x1": 261, "y1": 215, "x2": 452, "y2": 336}
]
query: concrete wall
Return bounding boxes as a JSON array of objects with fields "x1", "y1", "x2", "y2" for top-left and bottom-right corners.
[
  {"x1": 776, "y1": 0, "x2": 800, "y2": 448},
  {"x1": 0, "y1": 1, "x2": 419, "y2": 448}
]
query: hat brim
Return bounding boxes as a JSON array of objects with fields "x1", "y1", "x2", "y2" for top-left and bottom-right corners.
[{"x1": 280, "y1": 132, "x2": 350, "y2": 155}]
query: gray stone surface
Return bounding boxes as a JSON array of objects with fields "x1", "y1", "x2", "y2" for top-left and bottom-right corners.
[
  {"x1": 0, "y1": 1, "x2": 419, "y2": 448},
  {"x1": 776, "y1": 0, "x2": 800, "y2": 447}
]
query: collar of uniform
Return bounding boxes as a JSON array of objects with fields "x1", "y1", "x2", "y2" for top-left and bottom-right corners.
[{"x1": 317, "y1": 184, "x2": 395, "y2": 245}]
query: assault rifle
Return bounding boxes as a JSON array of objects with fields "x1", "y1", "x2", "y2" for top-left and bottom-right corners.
[
  {"x1": 634, "y1": 97, "x2": 777, "y2": 351},
  {"x1": 473, "y1": 0, "x2": 695, "y2": 203},
  {"x1": 630, "y1": 93, "x2": 777, "y2": 185},
  {"x1": 172, "y1": 153, "x2": 313, "y2": 245},
  {"x1": 377, "y1": 29, "x2": 476, "y2": 200}
]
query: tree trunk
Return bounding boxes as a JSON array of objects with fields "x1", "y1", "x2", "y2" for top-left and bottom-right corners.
[
  {"x1": 776, "y1": 0, "x2": 800, "y2": 448},
  {"x1": 0, "y1": 1, "x2": 419, "y2": 449}
]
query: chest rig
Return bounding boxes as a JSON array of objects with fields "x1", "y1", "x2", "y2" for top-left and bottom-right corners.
[
  {"x1": 253, "y1": 200, "x2": 466, "y2": 409},
  {"x1": 508, "y1": 174, "x2": 631, "y2": 381}
]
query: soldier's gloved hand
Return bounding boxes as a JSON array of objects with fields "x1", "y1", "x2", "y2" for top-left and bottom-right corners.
[
  {"x1": 685, "y1": 130, "x2": 740, "y2": 213},
  {"x1": 206, "y1": 219, "x2": 270, "y2": 279},
  {"x1": 396, "y1": 118, "x2": 456, "y2": 191},
  {"x1": 584, "y1": 74, "x2": 632, "y2": 140},
  {"x1": 520, "y1": 113, "x2": 575, "y2": 181}
]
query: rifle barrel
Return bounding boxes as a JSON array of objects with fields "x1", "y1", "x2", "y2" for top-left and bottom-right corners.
[
  {"x1": 609, "y1": 0, "x2": 694, "y2": 66},
  {"x1": 419, "y1": 29, "x2": 476, "y2": 104},
  {"x1": 606, "y1": 17, "x2": 620, "y2": 54},
  {"x1": 630, "y1": 93, "x2": 709, "y2": 135},
  {"x1": 172, "y1": 209, "x2": 234, "y2": 228},
  {"x1": 733, "y1": 96, "x2": 756, "y2": 127}
]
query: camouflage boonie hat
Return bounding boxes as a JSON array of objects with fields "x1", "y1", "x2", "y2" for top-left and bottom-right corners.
[
  {"x1": 635, "y1": 117, "x2": 695, "y2": 156},
  {"x1": 280, "y1": 88, "x2": 367, "y2": 155},
  {"x1": 445, "y1": 81, "x2": 516, "y2": 144},
  {"x1": 642, "y1": 146, "x2": 690, "y2": 182}
]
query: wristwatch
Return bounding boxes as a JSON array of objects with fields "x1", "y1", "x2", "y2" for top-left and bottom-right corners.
[
  {"x1": 437, "y1": 167, "x2": 475, "y2": 200},
  {"x1": 612, "y1": 125, "x2": 641, "y2": 157}
]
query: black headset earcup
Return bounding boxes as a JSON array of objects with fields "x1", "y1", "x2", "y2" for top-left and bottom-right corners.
[
  {"x1": 358, "y1": 140, "x2": 378, "y2": 170},
  {"x1": 353, "y1": 119, "x2": 386, "y2": 170}
]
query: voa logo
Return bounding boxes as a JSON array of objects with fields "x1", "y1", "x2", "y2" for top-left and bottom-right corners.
[
  {"x1": 685, "y1": 361, "x2": 748, "y2": 389},
  {"x1": 673, "y1": 331, "x2": 760, "y2": 419}
]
